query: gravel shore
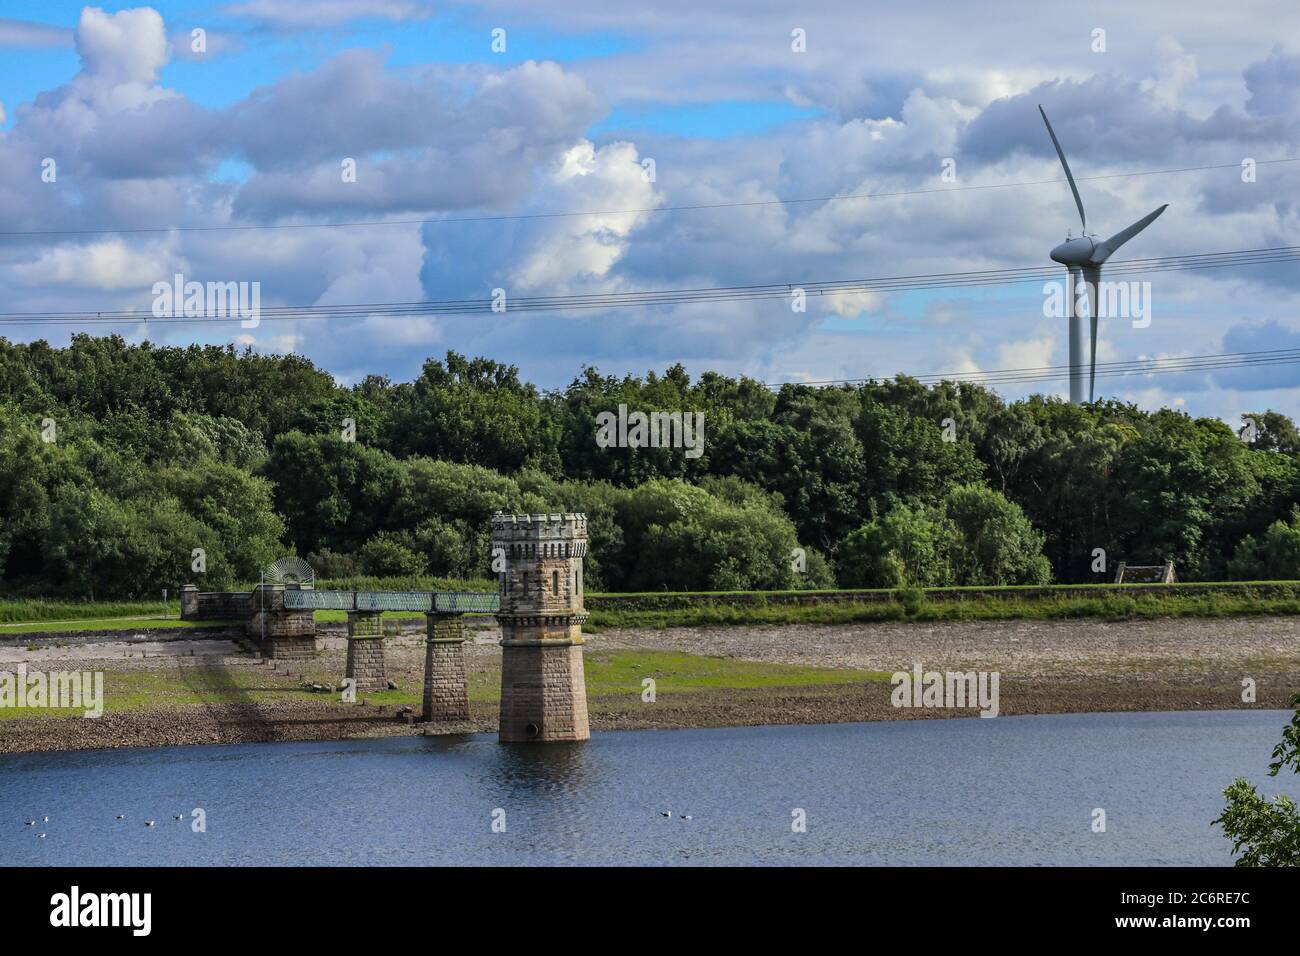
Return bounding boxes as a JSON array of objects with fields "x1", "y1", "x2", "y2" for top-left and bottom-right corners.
[
  {"x1": 2, "y1": 615, "x2": 1297, "y2": 754},
  {"x1": 596, "y1": 615, "x2": 1300, "y2": 676}
]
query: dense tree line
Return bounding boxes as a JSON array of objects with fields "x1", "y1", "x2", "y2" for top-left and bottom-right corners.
[{"x1": 1, "y1": 334, "x2": 1297, "y2": 598}]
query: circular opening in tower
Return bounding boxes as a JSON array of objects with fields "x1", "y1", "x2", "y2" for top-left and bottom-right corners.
[{"x1": 524, "y1": 722, "x2": 540, "y2": 738}]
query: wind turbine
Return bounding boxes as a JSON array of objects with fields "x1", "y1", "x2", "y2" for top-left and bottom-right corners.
[{"x1": 1039, "y1": 104, "x2": 1168, "y2": 403}]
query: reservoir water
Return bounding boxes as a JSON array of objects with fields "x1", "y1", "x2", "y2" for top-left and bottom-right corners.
[{"x1": 5, "y1": 710, "x2": 1297, "y2": 866}]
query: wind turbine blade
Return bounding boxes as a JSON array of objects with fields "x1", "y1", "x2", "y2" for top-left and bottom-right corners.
[
  {"x1": 1039, "y1": 105, "x2": 1086, "y2": 231},
  {"x1": 1090, "y1": 204, "x2": 1169, "y2": 264}
]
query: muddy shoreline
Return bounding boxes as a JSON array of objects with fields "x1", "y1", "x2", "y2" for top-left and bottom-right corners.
[{"x1": 3, "y1": 615, "x2": 1298, "y2": 755}]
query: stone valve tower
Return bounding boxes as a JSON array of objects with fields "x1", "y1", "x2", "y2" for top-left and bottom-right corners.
[{"x1": 492, "y1": 512, "x2": 590, "y2": 743}]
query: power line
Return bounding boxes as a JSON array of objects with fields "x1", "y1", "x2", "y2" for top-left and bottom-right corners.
[
  {"x1": 1, "y1": 243, "x2": 1295, "y2": 326},
  {"x1": 764, "y1": 348, "x2": 1300, "y2": 391},
  {"x1": 2, "y1": 157, "x2": 1297, "y2": 240}
]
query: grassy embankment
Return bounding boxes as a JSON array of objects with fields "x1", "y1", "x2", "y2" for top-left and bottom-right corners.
[
  {"x1": 0, "y1": 648, "x2": 891, "y2": 719},
  {"x1": 583, "y1": 585, "x2": 1300, "y2": 629},
  {"x1": 6, "y1": 581, "x2": 1300, "y2": 634},
  {"x1": 0, "y1": 600, "x2": 228, "y2": 634}
]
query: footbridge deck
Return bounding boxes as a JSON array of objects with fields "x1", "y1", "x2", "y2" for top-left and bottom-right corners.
[{"x1": 280, "y1": 590, "x2": 500, "y2": 614}]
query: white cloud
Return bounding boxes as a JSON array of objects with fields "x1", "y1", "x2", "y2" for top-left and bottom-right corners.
[
  {"x1": 511, "y1": 140, "x2": 659, "y2": 292},
  {"x1": 825, "y1": 291, "x2": 884, "y2": 318},
  {"x1": 358, "y1": 314, "x2": 442, "y2": 346},
  {"x1": 75, "y1": 7, "x2": 170, "y2": 92},
  {"x1": 0, "y1": 0, "x2": 1298, "y2": 424},
  {"x1": 994, "y1": 335, "x2": 1056, "y2": 372},
  {"x1": 1142, "y1": 37, "x2": 1199, "y2": 109},
  {"x1": 13, "y1": 239, "x2": 183, "y2": 291}
]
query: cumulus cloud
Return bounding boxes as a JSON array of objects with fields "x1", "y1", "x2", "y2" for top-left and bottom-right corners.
[
  {"x1": 510, "y1": 140, "x2": 659, "y2": 291},
  {"x1": 1, "y1": 1, "x2": 1299, "y2": 422},
  {"x1": 12, "y1": 238, "x2": 183, "y2": 291},
  {"x1": 75, "y1": 6, "x2": 171, "y2": 92},
  {"x1": 1244, "y1": 46, "x2": 1300, "y2": 116},
  {"x1": 1141, "y1": 37, "x2": 1199, "y2": 109},
  {"x1": 0, "y1": 7, "x2": 607, "y2": 346},
  {"x1": 228, "y1": 55, "x2": 603, "y2": 218}
]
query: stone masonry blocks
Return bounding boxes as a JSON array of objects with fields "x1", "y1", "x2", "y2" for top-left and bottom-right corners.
[
  {"x1": 498, "y1": 642, "x2": 589, "y2": 742},
  {"x1": 345, "y1": 610, "x2": 387, "y2": 693},
  {"x1": 492, "y1": 512, "x2": 590, "y2": 743},
  {"x1": 423, "y1": 613, "x2": 469, "y2": 722},
  {"x1": 247, "y1": 583, "x2": 317, "y2": 659}
]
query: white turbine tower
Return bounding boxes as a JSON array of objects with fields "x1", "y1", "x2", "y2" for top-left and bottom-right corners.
[{"x1": 1039, "y1": 104, "x2": 1168, "y2": 404}]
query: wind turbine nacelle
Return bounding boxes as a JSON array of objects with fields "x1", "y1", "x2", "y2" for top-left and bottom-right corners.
[{"x1": 1049, "y1": 237, "x2": 1096, "y2": 267}]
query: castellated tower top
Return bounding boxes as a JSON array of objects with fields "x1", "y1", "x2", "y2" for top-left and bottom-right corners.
[
  {"x1": 491, "y1": 512, "x2": 587, "y2": 539},
  {"x1": 491, "y1": 513, "x2": 588, "y2": 560}
]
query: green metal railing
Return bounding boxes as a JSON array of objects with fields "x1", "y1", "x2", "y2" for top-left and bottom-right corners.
[
  {"x1": 434, "y1": 592, "x2": 500, "y2": 614},
  {"x1": 281, "y1": 590, "x2": 499, "y2": 614}
]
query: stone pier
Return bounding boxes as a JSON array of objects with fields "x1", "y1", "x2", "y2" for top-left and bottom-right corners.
[
  {"x1": 345, "y1": 610, "x2": 387, "y2": 692},
  {"x1": 423, "y1": 613, "x2": 469, "y2": 721},
  {"x1": 180, "y1": 584, "x2": 199, "y2": 620},
  {"x1": 492, "y1": 513, "x2": 590, "y2": 743},
  {"x1": 247, "y1": 584, "x2": 317, "y2": 659}
]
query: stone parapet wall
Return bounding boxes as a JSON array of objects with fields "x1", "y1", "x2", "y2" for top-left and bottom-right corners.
[{"x1": 180, "y1": 587, "x2": 252, "y2": 620}]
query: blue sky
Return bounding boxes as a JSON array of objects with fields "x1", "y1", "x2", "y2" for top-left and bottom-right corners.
[{"x1": 1, "y1": 0, "x2": 1299, "y2": 423}]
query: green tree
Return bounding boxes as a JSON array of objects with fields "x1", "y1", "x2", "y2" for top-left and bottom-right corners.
[
  {"x1": 1241, "y1": 410, "x2": 1300, "y2": 455},
  {"x1": 942, "y1": 483, "x2": 1052, "y2": 586},
  {"x1": 387, "y1": 352, "x2": 561, "y2": 473},
  {"x1": 1215, "y1": 699, "x2": 1300, "y2": 866},
  {"x1": 837, "y1": 502, "x2": 953, "y2": 588},
  {"x1": 262, "y1": 431, "x2": 408, "y2": 555},
  {"x1": 854, "y1": 394, "x2": 984, "y2": 510},
  {"x1": 556, "y1": 363, "x2": 719, "y2": 487},
  {"x1": 157, "y1": 461, "x2": 286, "y2": 586},
  {"x1": 358, "y1": 531, "x2": 428, "y2": 577},
  {"x1": 42, "y1": 485, "x2": 213, "y2": 598},
  {"x1": 709, "y1": 388, "x2": 865, "y2": 552},
  {"x1": 1227, "y1": 507, "x2": 1300, "y2": 579},
  {"x1": 289, "y1": 393, "x2": 384, "y2": 446},
  {"x1": 793, "y1": 547, "x2": 837, "y2": 589},
  {"x1": 837, "y1": 485, "x2": 1050, "y2": 588},
  {"x1": 616, "y1": 479, "x2": 801, "y2": 591},
  {"x1": 408, "y1": 517, "x2": 478, "y2": 578},
  {"x1": 11, "y1": 335, "x2": 1300, "y2": 597}
]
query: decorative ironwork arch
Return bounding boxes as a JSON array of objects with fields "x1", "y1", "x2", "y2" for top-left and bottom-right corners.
[{"x1": 263, "y1": 556, "x2": 315, "y2": 587}]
